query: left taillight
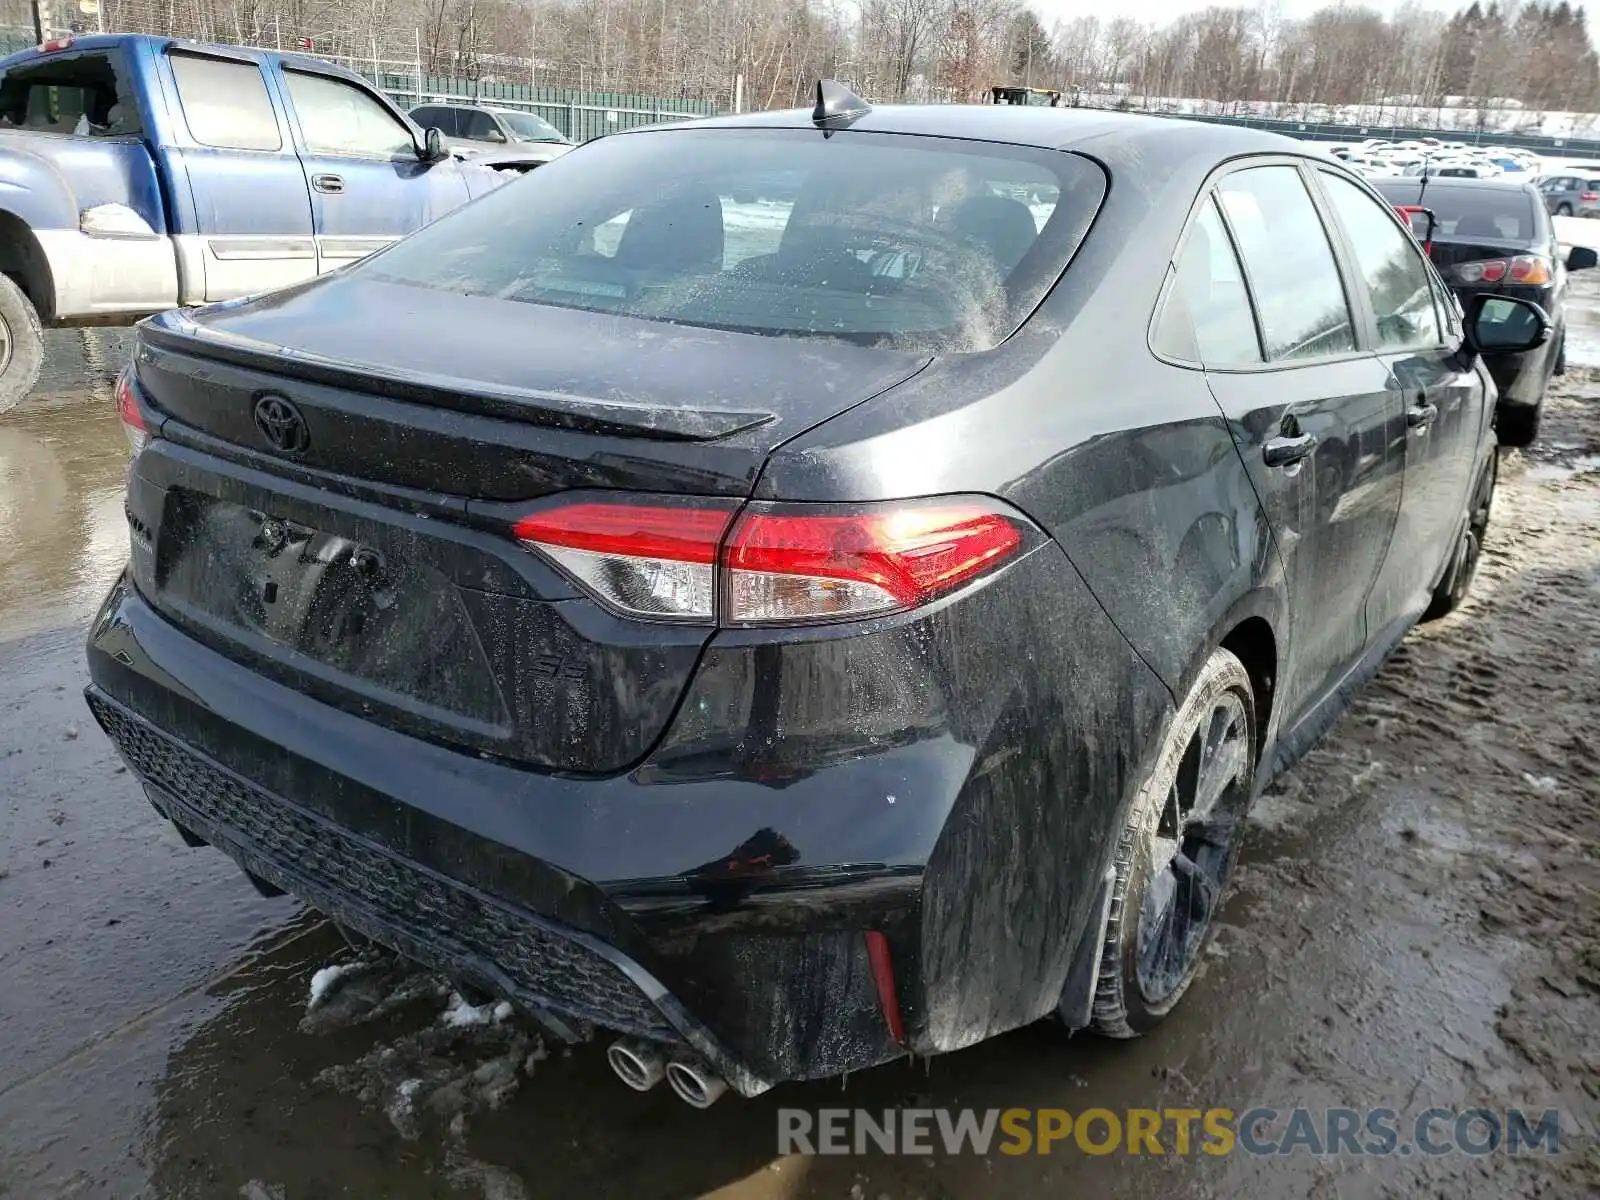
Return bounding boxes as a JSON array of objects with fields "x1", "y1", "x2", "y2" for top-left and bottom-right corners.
[
  {"x1": 115, "y1": 369, "x2": 149, "y2": 456},
  {"x1": 513, "y1": 495, "x2": 1028, "y2": 627}
]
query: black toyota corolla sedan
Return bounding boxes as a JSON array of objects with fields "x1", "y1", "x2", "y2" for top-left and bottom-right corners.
[
  {"x1": 88, "y1": 87, "x2": 1548, "y2": 1105},
  {"x1": 1372, "y1": 175, "x2": 1597, "y2": 446}
]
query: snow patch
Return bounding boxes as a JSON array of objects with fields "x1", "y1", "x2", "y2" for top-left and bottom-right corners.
[
  {"x1": 442, "y1": 992, "x2": 514, "y2": 1028},
  {"x1": 307, "y1": 962, "x2": 363, "y2": 1010},
  {"x1": 1522, "y1": 773, "x2": 1559, "y2": 793}
]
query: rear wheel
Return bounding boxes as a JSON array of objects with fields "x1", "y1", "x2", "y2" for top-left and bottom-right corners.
[
  {"x1": 1497, "y1": 402, "x2": 1541, "y2": 448},
  {"x1": 1091, "y1": 647, "x2": 1257, "y2": 1037},
  {"x1": 1422, "y1": 451, "x2": 1496, "y2": 622},
  {"x1": 1557, "y1": 202, "x2": 1574, "y2": 217},
  {"x1": 0, "y1": 273, "x2": 43, "y2": 416}
]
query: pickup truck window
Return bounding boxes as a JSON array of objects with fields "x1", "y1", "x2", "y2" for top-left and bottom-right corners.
[
  {"x1": 0, "y1": 51, "x2": 142, "y2": 137},
  {"x1": 284, "y1": 71, "x2": 414, "y2": 160},
  {"x1": 168, "y1": 54, "x2": 281, "y2": 152}
]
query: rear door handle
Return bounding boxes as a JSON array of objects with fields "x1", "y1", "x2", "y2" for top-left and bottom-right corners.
[
  {"x1": 1263, "y1": 431, "x2": 1317, "y2": 468},
  {"x1": 311, "y1": 173, "x2": 344, "y2": 194},
  {"x1": 1406, "y1": 401, "x2": 1438, "y2": 429}
]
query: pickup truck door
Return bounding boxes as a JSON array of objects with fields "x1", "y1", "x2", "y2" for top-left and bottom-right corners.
[
  {"x1": 156, "y1": 48, "x2": 317, "y2": 303},
  {"x1": 274, "y1": 66, "x2": 470, "y2": 273}
]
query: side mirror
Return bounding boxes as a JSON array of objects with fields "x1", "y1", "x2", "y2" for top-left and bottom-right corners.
[
  {"x1": 1464, "y1": 293, "x2": 1552, "y2": 356},
  {"x1": 487, "y1": 127, "x2": 508, "y2": 144},
  {"x1": 420, "y1": 126, "x2": 447, "y2": 162},
  {"x1": 1566, "y1": 245, "x2": 1598, "y2": 272}
]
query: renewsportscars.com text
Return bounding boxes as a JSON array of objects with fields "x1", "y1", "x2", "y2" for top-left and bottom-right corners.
[{"x1": 776, "y1": 1107, "x2": 1563, "y2": 1157}]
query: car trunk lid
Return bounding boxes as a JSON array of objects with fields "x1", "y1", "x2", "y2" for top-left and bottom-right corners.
[{"x1": 127, "y1": 276, "x2": 931, "y2": 773}]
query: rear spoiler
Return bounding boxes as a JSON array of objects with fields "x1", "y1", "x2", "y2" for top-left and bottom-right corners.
[{"x1": 1392, "y1": 204, "x2": 1437, "y2": 258}]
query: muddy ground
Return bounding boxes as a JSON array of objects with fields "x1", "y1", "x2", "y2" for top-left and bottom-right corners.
[{"x1": 2, "y1": 302, "x2": 1598, "y2": 1197}]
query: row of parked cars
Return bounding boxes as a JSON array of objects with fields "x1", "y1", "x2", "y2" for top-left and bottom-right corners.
[{"x1": 1326, "y1": 137, "x2": 1542, "y2": 180}]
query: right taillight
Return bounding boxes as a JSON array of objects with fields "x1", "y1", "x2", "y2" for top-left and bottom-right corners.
[
  {"x1": 513, "y1": 496, "x2": 1026, "y2": 626},
  {"x1": 722, "y1": 501, "x2": 1023, "y2": 625},
  {"x1": 115, "y1": 369, "x2": 149, "y2": 455},
  {"x1": 1581, "y1": 191, "x2": 1598, "y2": 202},
  {"x1": 1454, "y1": 255, "x2": 1551, "y2": 286}
]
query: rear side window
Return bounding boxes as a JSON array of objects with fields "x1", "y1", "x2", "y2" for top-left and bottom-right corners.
[
  {"x1": 168, "y1": 54, "x2": 281, "y2": 151},
  {"x1": 360, "y1": 127, "x2": 1107, "y2": 352},
  {"x1": 1318, "y1": 173, "x2": 1440, "y2": 351},
  {"x1": 283, "y1": 71, "x2": 415, "y2": 159},
  {"x1": 1217, "y1": 166, "x2": 1356, "y2": 361},
  {"x1": 0, "y1": 50, "x2": 143, "y2": 137},
  {"x1": 1153, "y1": 198, "x2": 1261, "y2": 365}
]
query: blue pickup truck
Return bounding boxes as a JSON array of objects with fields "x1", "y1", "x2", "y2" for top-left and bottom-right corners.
[{"x1": 0, "y1": 34, "x2": 505, "y2": 409}]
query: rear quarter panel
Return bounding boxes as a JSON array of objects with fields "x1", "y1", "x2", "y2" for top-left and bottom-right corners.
[{"x1": 752, "y1": 140, "x2": 1289, "y2": 1046}]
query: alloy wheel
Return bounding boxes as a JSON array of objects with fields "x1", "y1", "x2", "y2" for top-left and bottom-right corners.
[{"x1": 1134, "y1": 689, "x2": 1252, "y2": 1006}]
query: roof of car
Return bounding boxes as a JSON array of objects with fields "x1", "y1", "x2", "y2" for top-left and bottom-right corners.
[
  {"x1": 666, "y1": 104, "x2": 1303, "y2": 159},
  {"x1": 1372, "y1": 176, "x2": 1535, "y2": 192}
]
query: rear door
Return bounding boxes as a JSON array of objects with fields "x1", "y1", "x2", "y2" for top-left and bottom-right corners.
[
  {"x1": 159, "y1": 49, "x2": 316, "y2": 302},
  {"x1": 275, "y1": 66, "x2": 470, "y2": 272},
  {"x1": 1198, "y1": 162, "x2": 1405, "y2": 723},
  {"x1": 1313, "y1": 168, "x2": 1482, "y2": 627}
]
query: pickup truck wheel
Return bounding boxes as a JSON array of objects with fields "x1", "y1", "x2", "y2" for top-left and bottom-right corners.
[
  {"x1": 0, "y1": 273, "x2": 43, "y2": 415},
  {"x1": 1091, "y1": 648, "x2": 1256, "y2": 1037}
]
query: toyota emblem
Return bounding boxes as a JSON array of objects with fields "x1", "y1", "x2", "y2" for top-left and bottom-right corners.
[{"x1": 252, "y1": 394, "x2": 309, "y2": 455}]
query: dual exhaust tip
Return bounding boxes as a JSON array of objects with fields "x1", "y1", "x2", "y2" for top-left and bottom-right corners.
[{"x1": 606, "y1": 1038, "x2": 728, "y2": 1108}]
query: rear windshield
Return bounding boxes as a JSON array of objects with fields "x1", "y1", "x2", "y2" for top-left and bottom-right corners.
[
  {"x1": 360, "y1": 127, "x2": 1105, "y2": 351},
  {"x1": 1378, "y1": 183, "x2": 1535, "y2": 241}
]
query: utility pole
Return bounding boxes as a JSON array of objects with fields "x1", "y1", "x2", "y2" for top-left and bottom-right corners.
[{"x1": 31, "y1": 0, "x2": 44, "y2": 43}]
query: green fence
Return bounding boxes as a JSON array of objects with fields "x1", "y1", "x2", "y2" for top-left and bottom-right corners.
[{"x1": 373, "y1": 73, "x2": 719, "y2": 142}]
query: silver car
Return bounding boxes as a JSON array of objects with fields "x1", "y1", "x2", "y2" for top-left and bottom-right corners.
[
  {"x1": 1537, "y1": 172, "x2": 1600, "y2": 218},
  {"x1": 409, "y1": 103, "x2": 575, "y2": 164}
]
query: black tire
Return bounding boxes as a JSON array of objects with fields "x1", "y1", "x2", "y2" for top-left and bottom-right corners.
[
  {"x1": 1556, "y1": 202, "x2": 1574, "y2": 217},
  {"x1": 1554, "y1": 331, "x2": 1566, "y2": 377},
  {"x1": 1496, "y1": 402, "x2": 1541, "y2": 448},
  {"x1": 1091, "y1": 647, "x2": 1257, "y2": 1037},
  {"x1": 1422, "y1": 451, "x2": 1496, "y2": 622},
  {"x1": 0, "y1": 273, "x2": 43, "y2": 416}
]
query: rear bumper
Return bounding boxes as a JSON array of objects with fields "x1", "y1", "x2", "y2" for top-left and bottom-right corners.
[
  {"x1": 87, "y1": 549, "x2": 1169, "y2": 1087},
  {"x1": 86, "y1": 685, "x2": 775, "y2": 1095}
]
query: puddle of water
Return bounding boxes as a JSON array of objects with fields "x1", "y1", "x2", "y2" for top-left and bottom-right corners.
[{"x1": 0, "y1": 331, "x2": 134, "y2": 642}]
